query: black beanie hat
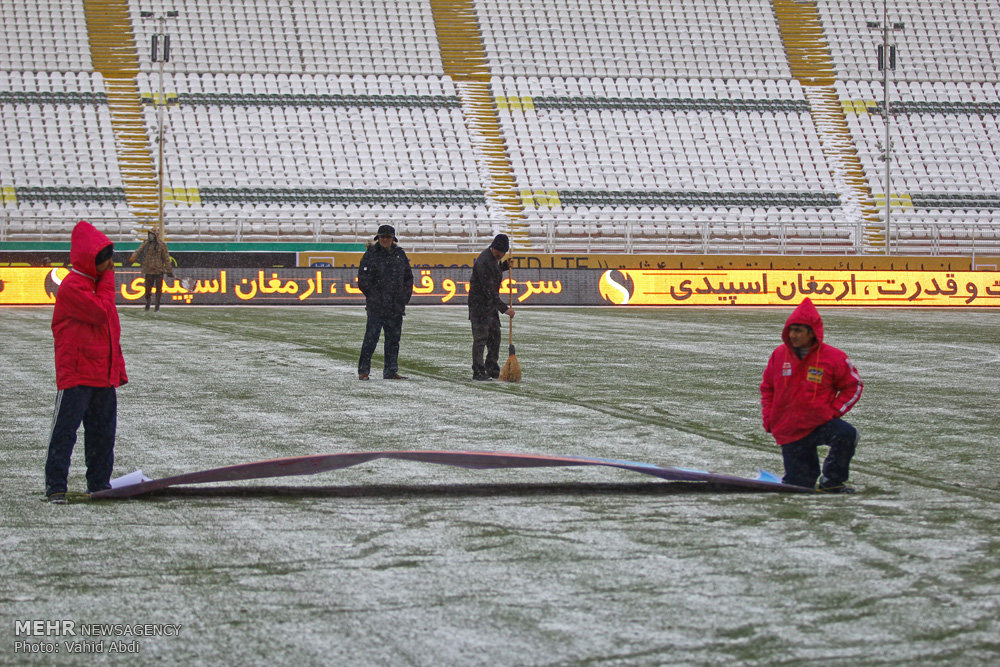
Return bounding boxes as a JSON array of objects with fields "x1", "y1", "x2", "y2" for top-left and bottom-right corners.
[
  {"x1": 95, "y1": 244, "x2": 114, "y2": 265},
  {"x1": 491, "y1": 234, "x2": 510, "y2": 253},
  {"x1": 374, "y1": 224, "x2": 397, "y2": 241}
]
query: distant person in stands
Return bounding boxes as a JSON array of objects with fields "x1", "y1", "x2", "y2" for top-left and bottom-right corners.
[
  {"x1": 357, "y1": 225, "x2": 414, "y2": 380},
  {"x1": 468, "y1": 233, "x2": 514, "y2": 381},
  {"x1": 45, "y1": 220, "x2": 128, "y2": 503},
  {"x1": 128, "y1": 229, "x2": 173, "y2": 311},
  {"x1": 760, "y1": 297, "x2": 863, "y2": 493}
]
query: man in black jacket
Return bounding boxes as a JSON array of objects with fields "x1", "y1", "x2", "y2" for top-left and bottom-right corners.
[
  {"x1": 357, "y1": 225, "x2": 414, "y2": 380},
  {"x1": 468, "y1": 234, "x2": 515, "y2": 381}
]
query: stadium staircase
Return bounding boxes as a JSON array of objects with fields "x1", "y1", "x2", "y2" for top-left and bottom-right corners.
[
  {"x1": 773, "y1": 0, "x2": 887, "y2": 253},
  {"x1": 430, "y1": 0, "x2": 531, "y2": 249},
  {"x1": 84, "y1": 0, "x2": 159, "y2": 237}
]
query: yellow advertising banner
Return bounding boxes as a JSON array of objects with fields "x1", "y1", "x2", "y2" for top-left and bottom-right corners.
[
  {"x1": 2, "y1": 267, "x2": 999, "y2": 307},
  {"x1": 596, "y1": 269, "x2": 1000, "y2": 306}
]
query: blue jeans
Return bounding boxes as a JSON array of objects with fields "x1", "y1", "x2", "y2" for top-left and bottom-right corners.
[
  {"x1": 358, "y1": 311, "x2": 403, "y2": 378},
  {"x1": 45, "y1": 386, "x2": 117, "y2": 495},
  {"x1": 781, "y1": 418, "x2": 858, "y2": 488}
]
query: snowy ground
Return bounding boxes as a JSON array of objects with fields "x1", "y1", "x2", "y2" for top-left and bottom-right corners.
[{"x1": 2, "y1": 305, "x2": 998, "y2": 665}]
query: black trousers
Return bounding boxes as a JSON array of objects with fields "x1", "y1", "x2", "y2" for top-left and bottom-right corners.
[
  {"x1": 144, "y1": 273, "x2": 164, "y2": 306},
  {"x1": 781, "y1": 418, "x2": 858, "y2": 488},
  {"x1": 471, "y1": 315, "x2": 501, "y2": 377},
  {"x1": 358, "y1": 311, "x2": 403, "y2": 378},
  {"x1": 45, "y1": 386, "x2": 117, "y2": 495}
]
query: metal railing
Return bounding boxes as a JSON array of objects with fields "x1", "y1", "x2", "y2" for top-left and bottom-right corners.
[{"x1": 2, "y1": 212, "x2": 998, "y2": 256}]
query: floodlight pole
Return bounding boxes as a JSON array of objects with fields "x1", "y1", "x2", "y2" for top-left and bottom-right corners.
[
  {"x1": 874, "y1": 1, "x2": 899, "y2": 254},
  {"x1": 882, "y1": 1, "x2": 892, "y2": 254},
  {"x1": 158, "y1": 15, "x2": 167, "y2": 238},
  {"x1": 145, "y1": 10, "x2": 177, "y2": 239}
]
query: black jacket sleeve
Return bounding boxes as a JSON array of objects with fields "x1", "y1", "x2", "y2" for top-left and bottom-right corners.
[
  {"x1": 357, "y1": 248, "x2": 380, "y2": 308},
  {"x1": 400, "y1": 250, "x2": 414, "y2": 307}
]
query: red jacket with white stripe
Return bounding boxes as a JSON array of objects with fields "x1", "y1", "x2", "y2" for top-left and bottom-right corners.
[
  {"x1": 760, "y1": 298, "x2": 862, "y2": 445},
  {"x1": 51, "y1": 221, "x2": 128, "y2": 390}
]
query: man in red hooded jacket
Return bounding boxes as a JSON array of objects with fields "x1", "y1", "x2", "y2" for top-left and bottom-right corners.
[
  {"x1": 760, "y1": 298, "x2": 863, "y2": 492},
  {"x1": 45, "y1": 221, "x2": 128, "y2": 503}
]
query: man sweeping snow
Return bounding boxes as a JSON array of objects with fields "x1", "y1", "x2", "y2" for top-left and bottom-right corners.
[{"x1": 468, "y1": 234, "x2": 514, "y2": 381}]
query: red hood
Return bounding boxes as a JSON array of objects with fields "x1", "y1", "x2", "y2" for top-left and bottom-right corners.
[
  {"x1": 781, "y1": 297, "x2": 824, "y2": 348},
  {"x1": 70, "y1": 220, "x2": 113, "y2": 278}
]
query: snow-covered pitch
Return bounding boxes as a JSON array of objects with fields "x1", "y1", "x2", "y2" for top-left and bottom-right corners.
[{"x1": 3, "y1": 305, "x2": 998, "y2": 663}]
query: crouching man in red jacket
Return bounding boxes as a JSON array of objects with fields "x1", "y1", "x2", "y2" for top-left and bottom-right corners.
[
  {"x1": 45, "y1": 221, "x2": 128, "y2": 503},
  {"x1": 760, "y1": 298, "x2": 863, "y2": 493}
]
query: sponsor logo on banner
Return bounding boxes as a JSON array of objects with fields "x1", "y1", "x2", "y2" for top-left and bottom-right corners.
[
  {"x1": 598, "y1": 270, "x2": 635, "y2": 305},
  {"x1": 46, "y1": 267, "x2": 70, "y2": 299}
]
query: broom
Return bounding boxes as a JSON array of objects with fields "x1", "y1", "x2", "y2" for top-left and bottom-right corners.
[{"x1": 498, "y1": 255, "x2": 522, "y2": 382}]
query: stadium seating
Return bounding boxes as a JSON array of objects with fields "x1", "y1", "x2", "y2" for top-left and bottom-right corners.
[{"x1": 0, "y1": 0, "x2": 998, "y2": 255}]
